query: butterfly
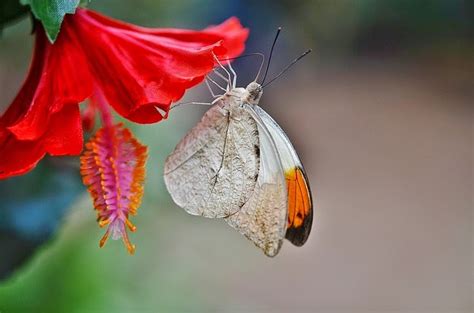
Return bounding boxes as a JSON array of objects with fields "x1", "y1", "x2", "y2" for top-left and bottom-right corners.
[{"x1": 164, "y1": 29, "x2": 313, "y2": 257}]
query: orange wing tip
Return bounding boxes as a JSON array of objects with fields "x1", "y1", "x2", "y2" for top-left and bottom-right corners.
[
  {"x1": 284, "y1": 166, "x2": 313, "y2": 246},
  {"x1": 80, "y1": 123, "x2": 148, "y2": 255}
]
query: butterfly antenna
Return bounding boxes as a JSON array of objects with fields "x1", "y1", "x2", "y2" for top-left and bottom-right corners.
[
  {"x1": 260, "y1": 27, "x2": 282, "y2": 85},
  {"x1": 262, "y1": 49, "x2": 312, "y2": 88}
]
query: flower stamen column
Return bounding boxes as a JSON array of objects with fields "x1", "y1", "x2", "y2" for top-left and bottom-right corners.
[{"x1": 80, "y1": 91, "x2": 147, "y2": 254}]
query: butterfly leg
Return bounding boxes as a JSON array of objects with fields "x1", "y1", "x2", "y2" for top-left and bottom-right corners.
[
  {"x1": 213, "y1": 69, "x2": 230, "y2": 84},
  {"x1": 205, "y1": 79, "x2": 226, "y2": 105},
  {"x1": 213, "y1": 69, "x2": 236, "y2": 92},
  {"x1": 206, "y1": 76, "x2": 227, "y2": 93},
  {"x1": 213, "y1": 53, "x2": 233, "y2": 91},
  {"x1": 170, "y1": 101, "x2": 213, "y2": 110},
  {"x1": 227, "y1": 60, "x2": 237, "y2": 89},
  {"x1": 205, "y1": 79, "x2": 220, "y2": 98}
]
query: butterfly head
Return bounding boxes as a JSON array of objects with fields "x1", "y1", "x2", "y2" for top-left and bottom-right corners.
[{"x1": 245, "y1": 82, "x2": 263, "y2": 105}]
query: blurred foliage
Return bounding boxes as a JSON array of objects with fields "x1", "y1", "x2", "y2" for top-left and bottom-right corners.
[
  {"x1": 0, "y1": 0, "x2": 28, "y2": 32},
  {"x1": 0, "y1": 196, "x2": 208, "y2": 312},
  {"x1": 0, "y1": 159, "x2": 83, "y2": 280},
  {"x1": 0, "y1": 197, "x2": 209, "y2": 313}
]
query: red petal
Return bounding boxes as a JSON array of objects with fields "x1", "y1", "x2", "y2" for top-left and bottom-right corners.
[
  {"x1": 69, "y1": 9, "x2": 248, "y2": 124},
  {"x1": 0, "y1": 23, "x2": 89, "y2": 179},
  {"x1": 204, "y1": 17, "x2": 249, "y2": 58},
  {"x1": 0, "y1": 130, "x2": 45, "y2": 179},
  {"x1": 44, "y1": 105, "x2": 83, "y2": 156},
  {"x1": 5, "y1": 25, "x2": 92, "y2": 141},
  {"x1": 0, "y1": 104, "x2": 83, "y2": 179}
]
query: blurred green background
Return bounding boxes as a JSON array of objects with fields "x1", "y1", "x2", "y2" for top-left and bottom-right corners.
[{"x1": 0, "y1": 0, "x2": 472, "y2": 312}]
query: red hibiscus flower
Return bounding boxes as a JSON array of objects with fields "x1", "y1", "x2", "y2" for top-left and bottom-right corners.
[
  {"x1": 0, "y1": 8, "x2": 248, "y2": 179},
  {"x1": 0, "y1": 8, "x2": 248, "y2": 253}
]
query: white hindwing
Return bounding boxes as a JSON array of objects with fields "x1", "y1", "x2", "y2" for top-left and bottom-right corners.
[
  {"x1": 224, "y1": 104, "x2": 288, "y2": 257},
  {"x1": 164, "y1": 98, "x2": 260, "y2": 218}
]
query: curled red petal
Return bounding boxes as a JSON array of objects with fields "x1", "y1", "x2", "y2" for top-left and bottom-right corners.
[
  {"x1": 69, "y1": 9, "x2": 248, "y2": 124},
  {"x1": 0, "y1": 23, "x2": 90, "y2": 179},
  {"x1": 0, "y1": 104, "x2": 83, "y2": 179},
  {"x1": 5, "y1": 24, "x2": 92, "y2": 141},
  {"x1": 204, "y1": 17, "x2": 248, "y2": 58},
  {"x1": 0, "y1": 130, "x2": 45, "y2": 179}
]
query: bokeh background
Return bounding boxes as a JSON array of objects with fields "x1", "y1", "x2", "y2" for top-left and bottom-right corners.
[{"x1": 0, "y1": 0, "x2": 472, "y2": 312}]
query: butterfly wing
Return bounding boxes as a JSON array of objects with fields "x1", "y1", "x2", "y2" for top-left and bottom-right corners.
[
  {"x1": 224, "y1": 104, "x2": 288, "y2": 257},
  {"x1": 252, "y1": 105, "x2": 314, "y2": 246},
  {"x1": 164, "y1": 101, "x2": 260, "y2": 218}
]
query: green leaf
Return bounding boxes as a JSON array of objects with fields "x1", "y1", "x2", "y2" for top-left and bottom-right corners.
[
  {"x1": 20, "y1": 0, "x2": 80, "y2": 43},
  {"x1": 0, "y1": 0, "x2": 29, "y2": 31}
]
